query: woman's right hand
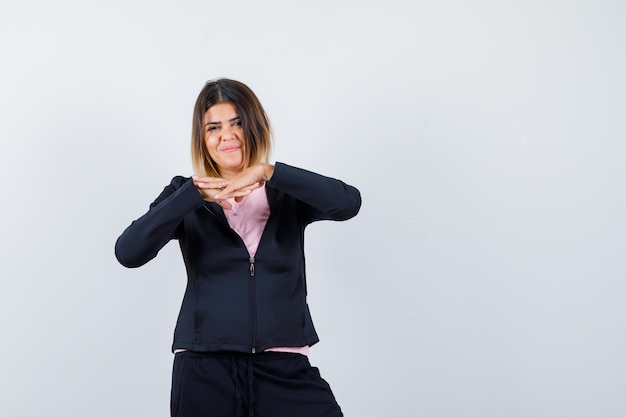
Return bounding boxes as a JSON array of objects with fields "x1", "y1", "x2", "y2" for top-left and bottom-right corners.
[{"x1": 192, "y1": 176, "x2": 261, "y2": 210}]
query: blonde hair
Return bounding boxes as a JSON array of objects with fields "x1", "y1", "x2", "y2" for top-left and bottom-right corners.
[{"x1": 191, "y1": 78, "x2": 272, "y2": 177}]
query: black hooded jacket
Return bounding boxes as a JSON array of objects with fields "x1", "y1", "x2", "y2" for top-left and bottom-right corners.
[{"x1": 115, "y1": 162, "x2": 361, "y2": 353}]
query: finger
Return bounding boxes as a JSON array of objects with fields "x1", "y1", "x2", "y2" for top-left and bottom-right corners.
[
  {"x1": 195, "y1": 182, "x2": 225, "y2": 190},
  {"x1": 193, "y1": 177, "x2": 229, "y2": 189},
  {"x1": 241, "y1": 181, "x2": 263, "y2": 191},
  {"x1": 215, "y1": 189, "x2": 253, "y2": 202},
  {"x1": 215, "y1": 181, "x2": 262, "y2": 200},
  {"x1": 225, "y1": 182, "x2": 262, "y2": 195},
  {"x1": 217, "y1": 199, "x2": 233, "y2": 210},
  {"x1": 192, "y1": 175, "x2": 223, "y2": 183},
  {"x1": 193, "y1": 176, "x2": 227, "y2": 184}
]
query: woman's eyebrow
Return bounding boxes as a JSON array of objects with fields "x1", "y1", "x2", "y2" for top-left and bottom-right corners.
[{"x1": 204, "y1": 115, "x2": 241, "y2": 126}]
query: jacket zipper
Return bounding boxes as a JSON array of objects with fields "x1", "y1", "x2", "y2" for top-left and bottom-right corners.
[
  {"x1": 249, "y1": 256, "x2": 255, "y2": 277},
  {"x1": 249, "y1": 256, "x2": 257, "y2": 353}
]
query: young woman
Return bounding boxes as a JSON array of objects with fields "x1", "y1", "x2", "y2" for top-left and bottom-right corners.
[{"x1": 115, "y1": 78, "x2": 361, "y2": 417}]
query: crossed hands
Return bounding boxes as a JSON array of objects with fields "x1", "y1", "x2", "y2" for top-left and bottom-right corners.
[{"x1": 192, "y1": 164, "x2": 274, "y2": 210}]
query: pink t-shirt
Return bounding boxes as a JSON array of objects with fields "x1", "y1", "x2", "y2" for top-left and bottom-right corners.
[
  {"x1": 175, "y1": 184, "x2": 309, "y2": 356},
  {"x1": 223, "y1": 183, "x2": 270, "y2": 258}
]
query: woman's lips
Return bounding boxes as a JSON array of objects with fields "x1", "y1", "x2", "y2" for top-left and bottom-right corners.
[{"x1": 221, "y1": 146, "x2": 240, "y2": 153}]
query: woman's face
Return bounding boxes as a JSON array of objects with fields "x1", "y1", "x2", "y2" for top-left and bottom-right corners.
[{"x1": 203, "y1": 102, "x2": 245, "y2": 178}]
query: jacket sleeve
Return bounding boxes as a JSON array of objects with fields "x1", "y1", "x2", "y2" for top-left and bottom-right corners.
[
  {"x1": 266, "y1": 162, "x2": 361, "y2": 223},
  {"x1": 114, "y1": 176, "x2": 205, "y2": 268}
]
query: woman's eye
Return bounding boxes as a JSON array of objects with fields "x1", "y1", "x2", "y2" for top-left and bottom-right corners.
[
  {"x1": 232, "y1": 121, "x2": 241, "y2": 127},
  {"x1": 207, "y1": 126, "x2": 218, "y2": 132}
]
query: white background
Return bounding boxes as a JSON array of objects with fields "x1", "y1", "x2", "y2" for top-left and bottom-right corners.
[{"x1": 1, "y1": 1, "x2": 625, "y2": 416}]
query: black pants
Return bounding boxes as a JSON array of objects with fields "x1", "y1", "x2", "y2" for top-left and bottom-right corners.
[{"x1": 171, "y1": 351, "x2": 343, "y2": 417}]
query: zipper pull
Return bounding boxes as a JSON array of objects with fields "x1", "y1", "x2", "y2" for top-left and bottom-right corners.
[{"x1": 249, "y1": 256, "x2": 255, "y2": 277}]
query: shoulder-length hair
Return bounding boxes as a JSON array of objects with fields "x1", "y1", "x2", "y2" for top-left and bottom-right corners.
[{"x1": 191, "y1": 78, "x2": 272, "y2": 177}]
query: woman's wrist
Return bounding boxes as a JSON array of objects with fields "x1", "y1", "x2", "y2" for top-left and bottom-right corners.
[{"x1": 261, "y1": 164, "x2": 275, "y2": 182}]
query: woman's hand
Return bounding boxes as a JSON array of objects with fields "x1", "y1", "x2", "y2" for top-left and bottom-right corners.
[
  {"x1": 193, "y1": 164, "x2": 274, "y2": 210},
  {"x1": 191, "y1": 176, "x2": 241, "y2": 210},
  {"x1": 213, "y1": 164, "x2": 275, "y2": 207}
]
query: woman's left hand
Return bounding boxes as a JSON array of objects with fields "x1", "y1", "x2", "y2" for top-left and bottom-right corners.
[
  {"x1": 214, "y1": 164, "x2": 275, "y2": 204},
  {"x1": 192, "y1": 176, "x2": 247, "y2": 209}
]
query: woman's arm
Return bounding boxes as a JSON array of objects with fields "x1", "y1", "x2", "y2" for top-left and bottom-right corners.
[
  {"x1": 208, "y1": 162, "x2": 361, "y2": 222},
  {"x1": 267, "y1": 162, "x2": 361, "y2": 222},
  {"x1": 114, "y1": 177, "x2": 205, "y2": 268}
]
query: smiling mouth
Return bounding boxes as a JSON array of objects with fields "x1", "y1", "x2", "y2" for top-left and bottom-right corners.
[{"x1": 221, "y1": 146, "x2": 240, "y2": 152}]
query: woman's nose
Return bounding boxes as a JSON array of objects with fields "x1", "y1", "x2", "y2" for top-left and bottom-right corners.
[{"x1": 221, "y1": 124, "x2": 236, "y2": 139}]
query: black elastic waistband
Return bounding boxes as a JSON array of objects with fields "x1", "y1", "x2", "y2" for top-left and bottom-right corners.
[{"x1": 175, "y1": 350, "x2": 303, "y2": 362}]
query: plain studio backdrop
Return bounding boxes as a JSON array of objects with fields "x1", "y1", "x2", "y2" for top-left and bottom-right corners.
[{"x1": 1, "y1": 1, "x2": 625, "y2": 416}]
